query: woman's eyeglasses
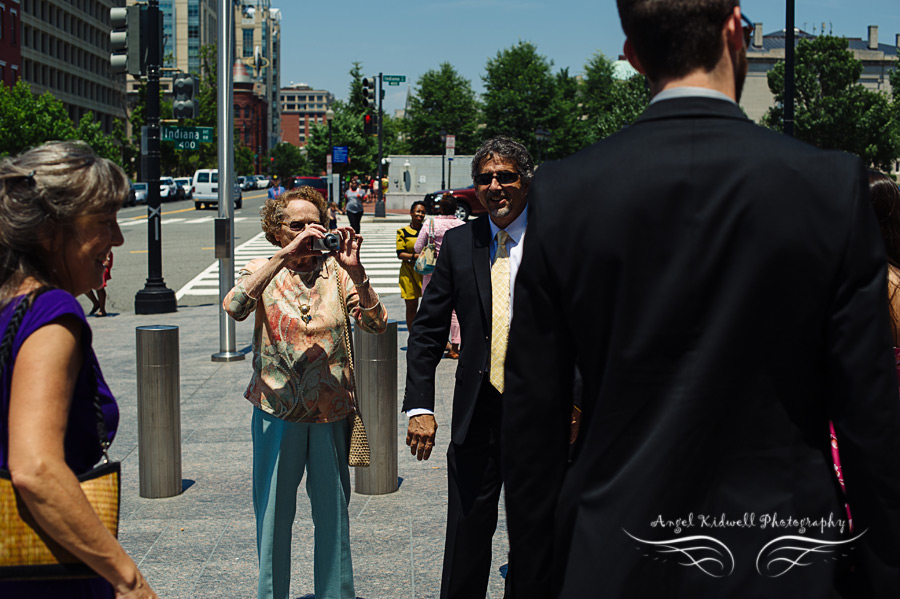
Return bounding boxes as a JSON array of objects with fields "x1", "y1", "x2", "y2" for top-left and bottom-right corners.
[
  {"x1": 280, "y1": 220, "x2": 315, "y2": 231},
  {"x1": 474, "y1": 171, "x2": 520, "y2": 186}
]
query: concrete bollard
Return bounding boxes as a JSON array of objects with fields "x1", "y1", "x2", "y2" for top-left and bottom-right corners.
[
  {"x1": 353, "y1": 320, "x2": 398, "y2": 495},
  {"x1": 136, "y1": 325, "x2": 182, "y2": 498}
]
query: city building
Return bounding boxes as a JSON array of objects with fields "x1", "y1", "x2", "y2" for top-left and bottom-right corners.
[
  {"x1": 234, "y1": 59, "x2": 267, "y2": 173},
  {"x1": 0, "y1": 0, "x2": 22, "y2": 87},
  {"x1": 743, "y1": 24, "x2": 899, "y2": 124},
  {"x1": 19, "y1": 0, "x2": 125, "y2": 132},
  {"x1": 279, "y1": 82, "x2": 334, "y2": 148},
  {"x1": 234, "y1": 1, "x2": 280, "y2": 152}
]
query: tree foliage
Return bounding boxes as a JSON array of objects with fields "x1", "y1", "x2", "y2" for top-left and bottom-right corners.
[
  {"x1": 403, "y1": 63, "x2": 480, "y2": 155},
  {"x1": 582, "y1": 51, "x2": 650, "y2": 140},
  {"x1": 481, "y1": 42, "x2": 562, "y2": 159},
  {"x1": 0, "y1": 80, "x2": 121, "y2": 164},
  {"x1": 305, "y1": 62, "x2": 405, "y2": 179},
  {"x1": 269, "y1": 142, "x2": 308, "y2": 181},
  {"x1": 762, "y1": 35, "x2": 900, "y2": 171}
]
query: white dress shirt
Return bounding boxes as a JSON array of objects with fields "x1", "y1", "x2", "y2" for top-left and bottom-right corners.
[{"x1": 406, "y1": 207, "x2": 529, "y2": 419}]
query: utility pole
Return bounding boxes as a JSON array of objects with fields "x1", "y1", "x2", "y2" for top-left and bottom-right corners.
[
  {"x1": 211, "y1": 0, "x2": 243, "y2": 362},
  {"x1": 134, "y1": 0, "x2": 176, "y2": 314},
  {"x1": 375, "y1": 72, "x2": 386, "y2": 217},
  {"x1": 784, "y1": 0, "x2": 795, "y2": 137}
]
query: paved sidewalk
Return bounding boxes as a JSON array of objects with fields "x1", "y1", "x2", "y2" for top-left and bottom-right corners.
[{"x1": 86, "y1": 269, "x2": 509, "y2": 598}]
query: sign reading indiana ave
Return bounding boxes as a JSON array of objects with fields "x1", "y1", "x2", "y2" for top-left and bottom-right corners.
[
  {"x1": 161, "y1": 126, "x2": 213, "y2": 143},
  {"x1": 383, "y1": 74, "x2": 405, "y2": 86}
]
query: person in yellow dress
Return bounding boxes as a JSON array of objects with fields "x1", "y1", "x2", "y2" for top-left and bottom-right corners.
[{"x1": 396, "y1": 200, "x2": 426, "y2": 330}]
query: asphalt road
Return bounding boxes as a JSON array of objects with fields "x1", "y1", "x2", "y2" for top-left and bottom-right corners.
[{"x1": 90, "y1": 189, "x2": 270, "y2": 316}]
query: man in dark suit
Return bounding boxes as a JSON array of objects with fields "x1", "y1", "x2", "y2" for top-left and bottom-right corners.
[
  {"x1": 404, "y1": 137, "x2": 534, "y2": 598},
  {"x1": 502, "y1": 1, "x2": 900, "y2": 598}
]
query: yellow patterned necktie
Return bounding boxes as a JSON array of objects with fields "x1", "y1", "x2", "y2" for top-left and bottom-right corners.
[{"x1": 489, "y1": 230, "x2": 511, "y2": 393}]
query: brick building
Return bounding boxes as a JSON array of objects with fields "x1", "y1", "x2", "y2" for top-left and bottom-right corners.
[
  {"x1": 233, "y1": 59, "x2": 267, "y2": 173},
  {"x1": 280, "y1": 82, "x2": 333, "y2": 147},
  {"x1": 0, "y1": 0, "x2": 22, "y2": 87}
]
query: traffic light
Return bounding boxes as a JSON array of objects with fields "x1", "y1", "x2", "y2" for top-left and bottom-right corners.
[
  {"x1": 172, "y1": 73, "x2": 199, "y2": 119},
  {"x1": 361, "y1": 76, "x2": 376, "y2": 110},
  {"x1": 109, "y1": 6, "x2": 145, "y2": 75},
  {"x1": 363, "y1": 113, "x2": 374, "y2": 136}
]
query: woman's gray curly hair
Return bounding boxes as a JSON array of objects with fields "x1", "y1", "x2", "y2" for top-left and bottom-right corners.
[{"x1": 0, "y1": 141, "x2": 128, "y2": 305}]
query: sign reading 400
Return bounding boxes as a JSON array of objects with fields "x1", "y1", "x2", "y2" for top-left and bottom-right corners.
[{"x1": 161, "y1": 126, "x2": 213, "y2": 150}]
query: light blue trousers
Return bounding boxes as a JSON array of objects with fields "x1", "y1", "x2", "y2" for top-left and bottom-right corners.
[{"x1": 252, "y1": 408, "x2": 355, "y2": 599}]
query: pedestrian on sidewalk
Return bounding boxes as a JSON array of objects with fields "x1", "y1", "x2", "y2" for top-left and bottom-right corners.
[
  {"x1": 223, "y1": 185, "x2": 387, "y2": 599},
  {"x1": 0, "y1": 141, "x2": 157, "y2": 599},
  {"x1": 415, "y1": 193, "x2": 464, "y2": 358},
  {"x1": 344, "y1": 178, "x2": 366, "y2": 234},
  {"x1": 85, "y1": 250, "x2": 113, "y2": 316},
  {"x1": 396, "y1": 200, "x2": 425, "y2": 331}
]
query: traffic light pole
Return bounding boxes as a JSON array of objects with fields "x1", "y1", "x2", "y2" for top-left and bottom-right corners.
[
  {"x1": 134, "y1": 0, "x2": 177, "y2": 314},
  {"x1": 375, "y1": 72, "x2": 385, "y2": 218}
]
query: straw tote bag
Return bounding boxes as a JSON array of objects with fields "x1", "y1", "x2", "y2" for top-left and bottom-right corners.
[
  {"x1": 333, "y1": 260, "x2": 370, "y2": 467},
  {"x1": 0, "y1": 290, "x2": 120, "y2": 580}
]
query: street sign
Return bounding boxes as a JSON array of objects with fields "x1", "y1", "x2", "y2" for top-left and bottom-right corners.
[
  {"x1": 445, "y1": 134, "x2": 455, "y2": 150},
  {"x1": 174, "y1": 140, "x2": 199, "y2": 150},
  {"x1": 383, "y1": 74, "x2": 406, "y2": 86},
  {"x1": 326, "y1": 153, "x2": 333, "y2": 176},
  {"x1": 161, "y1": 126, "x2": 213, "y2": 144},
  {"x1": 333, "y1": 146, "x2": 349, "y2": 164},
  {"x1": 447, "y1": 147, "x2": 455, "y2": 159}
]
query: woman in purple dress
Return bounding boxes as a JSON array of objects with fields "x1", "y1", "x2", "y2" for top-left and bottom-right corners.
[{"x1": 0, "y1": 142, "x2": 156, "y2": 598}]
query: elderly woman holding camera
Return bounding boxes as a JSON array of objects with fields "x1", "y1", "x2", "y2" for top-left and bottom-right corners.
[
  {"x1": 223, "y1": 185, "x2": 386, "y2": 599},
  {"x1": 0, "y1": 142, "x2": 156, "y2": 598}
]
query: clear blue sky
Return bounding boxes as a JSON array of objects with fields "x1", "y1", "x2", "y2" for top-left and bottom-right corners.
[{"x1": 277, "y1": 0, "x2": 900, "y2": 115}]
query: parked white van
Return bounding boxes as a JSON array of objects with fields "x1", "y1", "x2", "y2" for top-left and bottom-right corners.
[{"x1": 191, "y1": 169, "x2": 243, "y2": 210}]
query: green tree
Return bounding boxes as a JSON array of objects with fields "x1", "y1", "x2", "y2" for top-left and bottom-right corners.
[
  {"x1": 0, "y1": 80, "x2": 78, "y2": 157},
  {"x1": 235, "y1": 144, "x2": 255, "y2": 176},
  {"x1": 403, "y1": 62, "x2": 480, "y2": 155},
  {"x1": 269, "y1": 142, "x2": 308, "y2": 181},
  {"x1": 305, "y1": 62, "x2": 406, "y2": 179},
  {"x1": 762, "y1": 35, "x2": 900, "y2": 171},
  {"x1": 548, "y1": 67, "x2": 591, "y2": 159},
  {"x1": 481, "y1": 41, "x2": 562, "y2": 159},
  {"x1": 582, "y1": 51, "x2": 649, "y2": 141}
]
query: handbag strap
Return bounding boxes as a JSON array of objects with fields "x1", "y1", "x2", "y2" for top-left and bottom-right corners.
[
  {"x1": 0, "y1": 288, "x2": 110, "y2": 463},
  {"x1": 428, "y1": 217, "x2": 435, "y2": 243},
  {"x1": 332, "y1": 259, "x2": 360, "y2": 414}
]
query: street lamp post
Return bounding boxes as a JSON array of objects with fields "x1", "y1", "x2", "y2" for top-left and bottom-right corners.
[
  {"x1": 440, "y1": 128, "x2": 447, "y2": 190},
  {"x1": 326, "y1": 108, "x2": 334, "y2": 205}
]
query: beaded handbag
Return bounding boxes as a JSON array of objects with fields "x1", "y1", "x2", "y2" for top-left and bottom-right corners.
[
  {"x1": 333, "y1": 261, "x2": 370, "y2": 468},
  {"x1": 0, "y1": 290, "x2": 120, "y2": 580}
]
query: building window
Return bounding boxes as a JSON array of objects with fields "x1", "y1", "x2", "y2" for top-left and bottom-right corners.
[
  {"x1": 242, "y1": 28, "x2": 253, "y2": 57},
  {"x1": 0, "y1": 10, "x2": 4, "y2": 41},
  {"x1": 244, "y1": 106, "x2": 250, "y2": 119}
]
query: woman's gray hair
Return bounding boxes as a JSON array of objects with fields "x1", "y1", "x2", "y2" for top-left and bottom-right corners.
[
  {"x1": 0, "y1": 141, "x2": 128, "y2": 304},
  {"x1": 470, "y1": 136, "x2": 535, "y2": 185}
]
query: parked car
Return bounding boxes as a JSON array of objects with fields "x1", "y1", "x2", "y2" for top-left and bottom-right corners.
[
  {"x1": 128, "y1": 182, "x2": 148, "y2": 206},
  {"x1": 191, "y1": 169, "x2": 243, "y2": 210},
  {"x1": 289, "y1": 175, "x2": 329, "y2": 203},
  {"x1": 423, "y1": 185, "x2": 484, "y2": 221},
  {"x1": 253, "y1": 174, "x2": 271, "y2": 189},
  {"x1": 238, "y1": 176, "x2": 254, "y2": 191},
  {"x1": 160, "y1": 177, "x2": 181, "y2": 201},
  {"x1": 174, "y1": 177, "x2": 193, "y2": 200}
]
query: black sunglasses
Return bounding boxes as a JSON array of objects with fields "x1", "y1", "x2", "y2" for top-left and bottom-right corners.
[
  {"x1": 474, "y1": 171, "x2": 520, "y2": 186},
  {"x1": 741, "y1": 13, "x2": 754, "y2": 46}
]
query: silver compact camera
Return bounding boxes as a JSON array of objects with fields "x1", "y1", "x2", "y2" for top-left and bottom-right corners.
[{"x1": 311, "y1": 233, "x2": 340, "y2": 252}]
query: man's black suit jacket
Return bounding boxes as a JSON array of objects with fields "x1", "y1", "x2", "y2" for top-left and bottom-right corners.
[
  {"x1": 502, "y1": 97, "x2": 900, "y2": 598},
  {"x1": 404, "y1": 215, "x2": 495, "y2": 444}
]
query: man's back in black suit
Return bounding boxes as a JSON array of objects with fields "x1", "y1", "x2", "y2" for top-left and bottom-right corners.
[{"x1": 501, "y1": 2, "x2": 900, "y2": 597}]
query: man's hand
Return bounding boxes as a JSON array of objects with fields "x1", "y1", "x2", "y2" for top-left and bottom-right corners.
[{"x1": 406, "y1": 414, "x2": 438, "y2": 461}]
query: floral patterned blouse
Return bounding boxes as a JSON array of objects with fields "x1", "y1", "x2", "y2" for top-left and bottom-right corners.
[{"x1": 223, "y1": 256, "x2": 387, "y2": 423}]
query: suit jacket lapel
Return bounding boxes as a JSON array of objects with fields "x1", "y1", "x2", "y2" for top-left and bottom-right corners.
[{"x1": 472, "y1": 216, "x2": 492, "y2": 321}]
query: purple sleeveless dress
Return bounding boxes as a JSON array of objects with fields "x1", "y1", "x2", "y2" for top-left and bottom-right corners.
[{"x1": 0, "y1": 290, "x2": 118, "y2": 599}]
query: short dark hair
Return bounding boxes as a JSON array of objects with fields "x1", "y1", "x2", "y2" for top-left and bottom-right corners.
[
  {"x1": 617, "y1": 0, "x2": 738, "y2": 81},
  {"x1": 439, "y1": 193, "x2": 457, "y2": 216},
  {"x1": 410, "y1": 200, "x2": 425, "y2": 213},
  {"x1": 471, "y1": 136, "x2": 535, "y2": 186}
]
